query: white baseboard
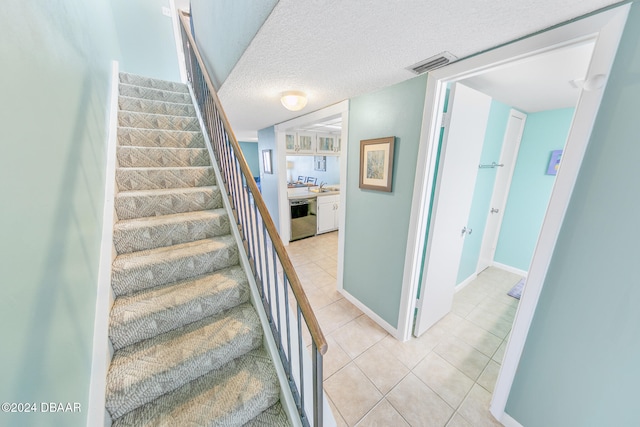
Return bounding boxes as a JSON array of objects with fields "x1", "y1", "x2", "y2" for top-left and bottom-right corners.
[
  {"x1": 338, "y1": 289, "x2": 400, "y2": 340},
  {"x1": 87, "y1": 61, "x2": 119, "y2": 427},
  {"x1": 493, "y1": 262, "x2": 528, "y2": 278},
  {"x1": 499, "y1": 411, "x2": 524, "y2": 427},
  {"x1": 455, "y1": 273, "x2": 478, "y2": 293}
]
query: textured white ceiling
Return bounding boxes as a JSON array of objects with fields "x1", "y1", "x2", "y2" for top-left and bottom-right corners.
[
  {"x1": 218, "y1": 0, "x2": 619, "y2": 140},
  {"x1": 463, "y1": 40, "x2": 595, "y2": 112}
]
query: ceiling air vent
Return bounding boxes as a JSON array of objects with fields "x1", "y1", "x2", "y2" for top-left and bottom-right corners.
[{"x1": 408, "y1": 52, "x2": 458, "y2": 75}]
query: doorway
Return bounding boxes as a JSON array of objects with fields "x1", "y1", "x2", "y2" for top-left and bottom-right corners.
[
  {"x1": 469, "y1": 109, "x2": 527, "y2": 281},
  {"x1": 274, "y1": 101, "x2": 350, "y2": 288},
  {"x1": 398, "y1": 4, "x2": 630, "y2": 423}
]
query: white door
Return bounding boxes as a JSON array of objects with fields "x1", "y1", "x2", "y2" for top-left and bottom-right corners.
[
  {"x1": 476, "y1": 110, "x2": 528, "y2": 273},
  {"x1": 414, "y1": 83, "x2": 492, "y2": 336}
]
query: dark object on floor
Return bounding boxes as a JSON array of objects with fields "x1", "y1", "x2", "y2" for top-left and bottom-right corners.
[{"x1": 508, "y1": 278, "x2": 526, "y2": 299}]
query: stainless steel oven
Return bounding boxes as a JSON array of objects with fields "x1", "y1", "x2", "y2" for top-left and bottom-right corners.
[{"x1": 290, "y1": 197, "x2": 316, "y2": 241}]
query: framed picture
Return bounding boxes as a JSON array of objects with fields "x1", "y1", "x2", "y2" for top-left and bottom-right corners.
[
  {"x1": 262, "y1": 149, "x2": 273, "y2": 174},
  {"x1": 359, "y1": 136, "x2": 395, "y2": 192},
  {"x1": 546, "y1": 149, "x2": 562, "y2": 175}
]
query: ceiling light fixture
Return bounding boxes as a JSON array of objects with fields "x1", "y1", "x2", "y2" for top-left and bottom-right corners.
[{"x1": 280, "y1": 91, "x2": 308, "y2": 111}]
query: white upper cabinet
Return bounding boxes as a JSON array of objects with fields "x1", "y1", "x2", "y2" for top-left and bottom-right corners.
[
  {"x1": 286, "y1": 132, "x2": 340, "y2": 155},
  {"x1": 285, "y1": 133, "x2": 297, "y2": 151},
  {"x1": 316, "y1": 133, "x2": 340, "y2": 154},
  {"x1": 297, "y1": 133, "x2": 315, "y2": 153},
  {"x1": 285, "y1": 132, "x2": 316, "y2": 154}
]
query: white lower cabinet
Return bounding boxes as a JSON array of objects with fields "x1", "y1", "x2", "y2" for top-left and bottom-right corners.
[{"x1": 316, "y1": 195, "x2": 340, "y2": 234}]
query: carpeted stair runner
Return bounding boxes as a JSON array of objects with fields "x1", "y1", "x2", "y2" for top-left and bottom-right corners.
[{"x1": 105, "y1": 72, "x2": 290, "y2": 426}]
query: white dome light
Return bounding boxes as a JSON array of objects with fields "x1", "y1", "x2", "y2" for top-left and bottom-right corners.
[{"x1": 280, "y1": 91, "x2": 308, "y2": 111}]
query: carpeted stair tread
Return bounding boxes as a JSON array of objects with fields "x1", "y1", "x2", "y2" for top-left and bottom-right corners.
[
  {"x1": 119, "y1": 83, "x2": 192, "y2": 104},
  {"x1": 111, "y1": 236, "x2": 239, "y2": 296},
  {"x1": 119, "y1": 95, "x2": 196, "y2": 117},
  {"x1": 109, "y1": 265, "x2": 250, "y2": 349},
  {"x1": 119, "y1": 110, "x2": 200, "y2": 132},
  {"x1": 118, "y1": 127, "x2": 205, "y2": 148},
  {"x1": 114, "y1": 186, "x2": 222, "y2": 220},
  {"x1": 117, "y1": 146, "x2": 210, "y2": 168},
  {"x1": 116, "y1": 166, "x2": 215, "y2": 191},
  {"x1": 113, "y1": 209, "x2": 229, "y2": 254},
  {"x1": 111, "y1": 349, "x2": 281, "y2": 427},
  {"x1": 243, "y1": 402, "x2": 290, "y2": 427},
  {"x1": 119, "y1": 72, "x2": 190, "y2": 93},
  {"x1": 107, "y1": 73, "x2": 288, "y2": 427},
  {"x1": 106, "y1": 303, "x2": 263, "y2": 419}
]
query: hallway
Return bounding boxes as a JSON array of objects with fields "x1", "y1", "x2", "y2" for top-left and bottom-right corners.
[{"x1": 286, "y1": 232, "x2": 522, "y2": 427}]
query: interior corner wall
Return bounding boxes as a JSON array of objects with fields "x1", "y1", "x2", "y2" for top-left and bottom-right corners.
[
  {"x1": 239, "y1": 141, "x2": 260, "y2": 178},
  {"x1": 493, "y1": 107, "x2": 575, "y2": 272},
  {"x1": 0, "y1": 1, "x2": 121, "y2": 426},
  {"x1": 111, "y1": 0, "x2": 181, "y2": 82},
  {"x1": 343, "y1": 74, "x2": 428, "y2": 328},
  {"x1": 190, "y1": 0, "x2": 278, "y2": 89},
  {"x1": 257, "y1": 126, "x2": 280, "y2": 230},
  {"x1": 506, "y1": 3, "x2": 640, "y2": 426},
  {"x1": 456, "y1": 99, "x2": 512, "y2": 284}
]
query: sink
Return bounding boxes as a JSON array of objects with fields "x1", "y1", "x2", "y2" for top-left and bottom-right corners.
[{"x1": 309, "y1": 187, "x2": 329, "y2": 193}]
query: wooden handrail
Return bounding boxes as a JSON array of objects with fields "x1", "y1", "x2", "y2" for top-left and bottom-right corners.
[{"x1": 178, "y1": 10, "x2": 327, "y2": 355}]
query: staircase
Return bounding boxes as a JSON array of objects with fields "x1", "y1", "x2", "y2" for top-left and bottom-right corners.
[{"x1": 105, "y1": 72, "x2": 290, "y2": 427}]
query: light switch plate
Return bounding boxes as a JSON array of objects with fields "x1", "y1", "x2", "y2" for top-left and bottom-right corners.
[{"x1": 162, "y1": 7, "x2": 171, "y2": 17}]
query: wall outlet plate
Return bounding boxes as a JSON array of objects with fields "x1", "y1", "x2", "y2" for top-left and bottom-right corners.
[{"x1": 162, "y1": 7, "x2": 171, "y2": 17}]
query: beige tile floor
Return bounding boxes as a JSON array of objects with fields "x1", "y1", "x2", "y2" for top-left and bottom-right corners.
[{"x1": 285, "y1": 231, "x2": 523, "y2": 427}]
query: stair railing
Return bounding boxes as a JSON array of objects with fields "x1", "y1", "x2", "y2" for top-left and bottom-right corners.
[{"x1": 178, "y1": 11, "x2": 327, "y2": 427}]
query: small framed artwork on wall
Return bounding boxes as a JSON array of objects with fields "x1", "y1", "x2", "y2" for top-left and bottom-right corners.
[
  {"x1": 359, "y1": 136, "x2": 395, "y2": 192},
  {"x1": 546, "y1": 149, "x2": 563, "y2": 175}
]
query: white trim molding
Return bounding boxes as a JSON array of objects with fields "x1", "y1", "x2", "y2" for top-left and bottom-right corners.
[
  {"x1": 454, "y1": 273, "x2": 478, "y2": 293},
  {"x1": 339, "y1": 288, "x2": 400, "y2": 339},
  {"x1": 87, "y1": 60, "x2": 120, "y2": 427},
  {"x1": 492, "y1": 262, "x2": 528, "y2": 278},
  {"x1": 169, "y1": 0, "x2": 188, "y2": 83},
  {"x1": 500, "y1": 412, "x2": 525, "y2": 427}
]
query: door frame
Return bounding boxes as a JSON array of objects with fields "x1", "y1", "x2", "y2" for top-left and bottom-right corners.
[
  {"x1": 396, "y1": 3, "x2": 630, "y2": 422},
  {"x1": 274, "y1": 101, "x2": 350, "y2": 290}
]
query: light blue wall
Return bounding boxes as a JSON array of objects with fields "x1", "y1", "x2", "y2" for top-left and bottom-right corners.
[
  {"x1": 111, "y1": 0, "x2": 181, "y2": 82},
  {"x1": 239, "y1": 141, "x2": 260, "y2": 177},
  {"x1": 494, "y1": 108, "x2": 574, "y2": 271},
  {"x1": 257, "y1": 126, "x2": 280, "y2": 230},
  {"x1": 0, "y1": 1, "x2": 120, "y2": 426},
  {"x1": 506, "y1": 4, "x2": 640, "y2": 426},
  {"x1": 343, "y1": 75, "x2": 428, "y2": 328},
  {"x1": 456, "y1": 100, "x2": 512, "y2": 284},
  {"x1": 190, "y1": 0, "x2": 278, "y2": 88},
  {"x1": 287, "y1": 155, "x2": 341, "y2": 185}
]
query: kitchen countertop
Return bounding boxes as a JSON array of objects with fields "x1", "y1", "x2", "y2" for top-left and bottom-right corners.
[{"x1": 287, "y1": 188, "x2": 340, "y2": 200}]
